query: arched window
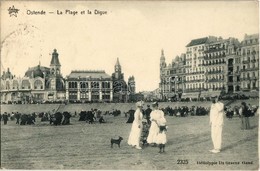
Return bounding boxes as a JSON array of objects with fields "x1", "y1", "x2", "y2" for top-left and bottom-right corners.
[
  {"x1": 102, "y1": 82, "x2": 110, "y2": 89},
  {"x1": 56, "y1": 69, "x2": 60, "y2": 75},
  {"x1": 13, "y1": 80, "x2": 19, "y2": 89},
  {"x1": 34, "y1": 80, "x2": 43, "y2": 89},
  {"x1": 51, "y1": 68, "x2": 55, "y2": 75},
  {"x1": 91, "y1": 82, "x2": 100, "y2": 89},
  {"x1": 80, "y1": 82, "x2": 87, "y2": 89},
  {"x1": 1, "y1": 81, "x2": 5, "y2": 90},
  {"x1": 6, "y1": 81, "x2": 10, "y2": 89},
  {"x1": 21, "y1": 80, "x2": 30, "y2": 89}
]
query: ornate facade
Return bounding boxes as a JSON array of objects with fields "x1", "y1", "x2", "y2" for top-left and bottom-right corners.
[
  {"x1": 0, "y1": 49, "x2": 65, "y2": 103},
  {"x1": 159, "y1": 33, "x2": 259, "y2": 100},
  {"x1": 112, "y1": 58, "x2": 128, "y2": 102},
  {"x1": 160, "y1": 50, "x2": 186, "y2": 100},
  {"x1": 66, "y1": 70, "x2": 113, "y2": 102},
  {"x1": 240, "y1": 34, "x2": 259, "y2": 92}
]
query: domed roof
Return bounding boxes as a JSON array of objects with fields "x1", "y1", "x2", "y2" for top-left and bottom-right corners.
[
  {"x1": 25, "y1": 65, "x2": 50, "y2": 78},
  {"x1": 33, "y1": 65, "x2": 44, "y2": 78}
]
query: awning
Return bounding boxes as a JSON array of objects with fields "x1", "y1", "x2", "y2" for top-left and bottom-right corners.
[
  {"x1": 167, "y1": 93, "x2": 177, "y2": 98},
  {"x1": 200, "y1": 91, "x2": 221, "y2": 98},
  {"x1": 238, "y1": 91, "x2": 259, "y2": 97}
]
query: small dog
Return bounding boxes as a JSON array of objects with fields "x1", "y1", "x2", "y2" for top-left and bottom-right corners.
[{"x1": 111, "y1": 136, "x2": 123, "y2": 148}]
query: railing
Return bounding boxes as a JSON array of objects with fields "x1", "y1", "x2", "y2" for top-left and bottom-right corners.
[
  {"x1": 207, "y1": 79, "x2": 224, "y2": 82},
  {"x1": 240, "y1": 67, "x2": 259, "y2": 72},
  {"x1": 206, "y1": 71, "x2": 223, "y2": 74},
  {"x1": 185, "y1": 79, "x2": 204, "y2": 83},
  {"x1": 203, "y1": 62, "x2": 226, "y2": 66},
  {"x1": 242, "y1": 61, "x2": 250, "y2": 64}
]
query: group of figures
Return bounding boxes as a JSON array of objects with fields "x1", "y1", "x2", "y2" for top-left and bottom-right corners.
[
  {"x1": 1, "y1": 112, "x2": 36, "y2": 125},
  {"x1": 163, "y1": 106, "x2": 209, "y2": 117},
  {"x1": 0, "y1": 110, "x2": 72, "y2": 126},
  {"x1": 78, "y1": 109, "x2": 106, "y2": 124},
  {"x1": 128, "y1": 101, "x2": 167, "y2": 153},
  {"x1": 127, "y1": 98, "x2": 258, "y2": 154}
]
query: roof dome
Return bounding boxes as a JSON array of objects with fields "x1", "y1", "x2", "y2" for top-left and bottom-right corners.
[{"x1": 33, "y1": 65, "x2": 44, "y2": 78}]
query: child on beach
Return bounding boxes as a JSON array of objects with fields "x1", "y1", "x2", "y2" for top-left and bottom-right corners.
[{"x1": 156, "y1": 117, "x2": 167, "y2": 153}]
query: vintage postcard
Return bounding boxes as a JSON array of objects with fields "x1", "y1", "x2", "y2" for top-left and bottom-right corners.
[{"x1": 1, "y1": 0, "x2": 259, "y2": 170}]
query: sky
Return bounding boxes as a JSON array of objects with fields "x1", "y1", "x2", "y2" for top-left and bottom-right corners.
[{"x1": 1, "y1": 1, "x2": 259, "y2": 92}]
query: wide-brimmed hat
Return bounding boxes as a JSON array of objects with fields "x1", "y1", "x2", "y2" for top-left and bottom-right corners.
[
  {"x1": 152, "y1": 101, "x2": 158, "y2": 107},
  {"x1": 136, "y1": 101, "x2": 144, "y2": 107}
]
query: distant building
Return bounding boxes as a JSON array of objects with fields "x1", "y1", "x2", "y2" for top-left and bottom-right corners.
[
  {"x1": 202, "y1": 37, "x2": 240, "y2": 97},
  {"x1": 112, "y1": 58, "x2": 128, "y2": 102},
  {"x1": 160, "y1": 49, "x2": 186, "y2": 100},
  {"x1": 0, "y1": 49, "x2": 66, "y2": 103},
  {"x1": 159, "y1": 33, "x2": 259, "y2": 100},
  {"x1": 239, "y1": 34, "x2": 259, "y2": 93},
  {"x1": 65, "y1": 70, "x2": 113, "y2": 102},
  {"x1": 142, "y1": 88, "x2": 161, "y2": 101},
  {"x1": 1, "y1": 53, "x2": 136, "y2": 103},
  {"x1": 128, "y1": 76, "x2": 136, "y2": 94}
]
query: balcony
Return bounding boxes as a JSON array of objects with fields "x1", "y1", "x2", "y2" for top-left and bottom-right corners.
[
  {"x1": 242, "y1": 61, "x2": 250, "y2": 64},
  {"x1": 185, "y1": 79, "x2": 204, "y2": 83},
  {"x1": 241, "y1": 67, "x2": 259, "y2": 72},
  {"x1": 203, "y1": 61, "x2": 226, "y2": 66},
  {"x1": 240, "y1": 77, "x2": 250, "y2": 81},
  {"x1": 185, "y1": 88, "x2": 203, "y2": 93},
  {"x1": 207, "y1": 78, "x2": 225, "y2": 83},
  {"x1": 206, "y1": 71, "x2": 223, "y2": 74}
]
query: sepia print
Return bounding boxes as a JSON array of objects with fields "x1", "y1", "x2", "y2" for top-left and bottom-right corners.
[{"x1": 1, "y1": 0, "x2": 259, "y2": 170}]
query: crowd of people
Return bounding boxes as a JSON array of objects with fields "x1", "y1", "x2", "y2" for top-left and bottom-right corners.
[
  {"x1": 0, "y1": 110, "x2": 72, "y2": 126},
  {"x1": 1, "y1": 99, "x2": 259, "y2": 154}
]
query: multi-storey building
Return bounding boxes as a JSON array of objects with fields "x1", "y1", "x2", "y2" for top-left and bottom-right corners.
[
  {"x1": 203, "y1": 37, "x2": 240, "y2": 97},
  {"x1": 112, "y1": 58, "x2": 128, "y2": 102},
  {"x1": 240, "y1": 34, "x2": 259, "y2": 93},
  {"x1": 159, "y1": 34, "x2": 259, "y2": 100},
  {"x1": 0, "y1": 49, "x2": 66, "y2": 103},
  {"x1": 1, "y1": 53, "x2": 135, "y2": 103},
  {"x1": 66, "y1": 58, "x2": 130, "y2": 103},
  {"x1": 225, "y1": 38, "x2": 241, "y2": 93},
  {"x1": 128, "y1": 76, "x2": 136, "y2": 94},
  {"x1": 65, "y1": 70, "x2": 113, "y2": 102},
  {"x1": 185, "y1": 37, "x2": 218, "y2": 96},
  {"x1": 160, "y1": 50, "x2": 186, "y2": 100}
]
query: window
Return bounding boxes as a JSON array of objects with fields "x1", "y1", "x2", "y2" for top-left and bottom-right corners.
[
  {"x1": 102, "y1": 82, "x2": 110, "y2": 89},
  {"x1": 69, "y1": 82, "x2": 77, "y2": 89},
  {"x1": 13, "y1": 80, "x2": 19, "y2": 89},
  {"x1": 34, "y1": 80, "x2": 43, "y2": 90},
  {"x1": 21, "y1": 80, "x2": 30, "y2": 89},
  {"x1": 91, "y1": 82, "x2": 100, "y2": 89}
]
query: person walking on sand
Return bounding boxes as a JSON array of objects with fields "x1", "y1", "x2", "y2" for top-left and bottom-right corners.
[
  {"x1": 128, "y1": 101, "x2": 144, "y2": 150},
  {"x1": 209, "y1": 96, "x2": 224, "y2": 153}
]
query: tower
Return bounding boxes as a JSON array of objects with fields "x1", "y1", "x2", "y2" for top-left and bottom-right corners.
[
  {"x1": 160, "y1": 49, "x2": 166, "y2": 70},
  {"x1": 128, "y1": 76, "x2": 136, "y2": 94},
  {"x1": 50, "y1": 49, "x2": 61, "y2": 76},
  {"x1": 114, "y1": 58, "x2": 123, "y2": 80}
]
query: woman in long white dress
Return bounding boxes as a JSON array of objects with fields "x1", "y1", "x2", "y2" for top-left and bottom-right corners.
[
  {"x1": 147, "y1": 102, "x2": 165, "y2": 146},
  {"x1": 128, "y1": 101, "x2": 144, "y2": 149}
]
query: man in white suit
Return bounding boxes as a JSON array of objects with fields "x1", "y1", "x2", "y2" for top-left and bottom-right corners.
[{"x1": 209, "y1": 96, "x2": 224, "y2": 153}]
